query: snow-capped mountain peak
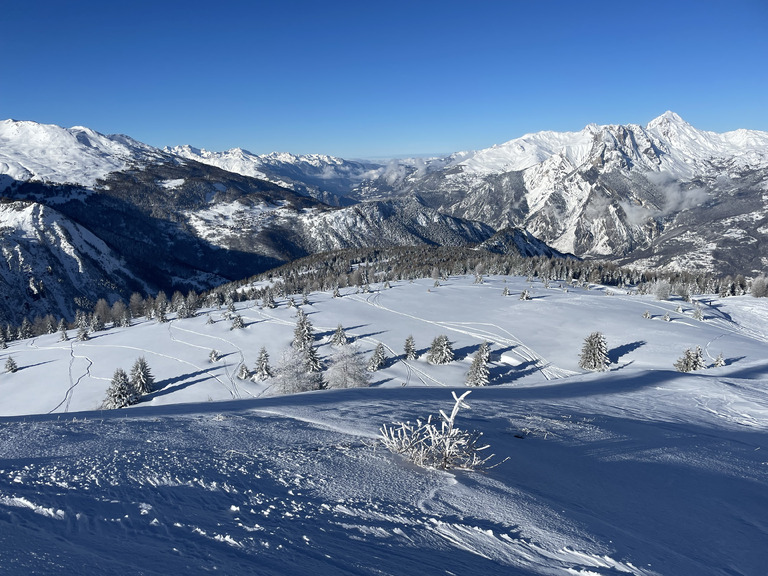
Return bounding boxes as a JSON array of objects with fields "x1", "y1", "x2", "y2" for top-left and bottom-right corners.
[{"x1": 0, "y1": 119, "x2": 163, "y2": 186}]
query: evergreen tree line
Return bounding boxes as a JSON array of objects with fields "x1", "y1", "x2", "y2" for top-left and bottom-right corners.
[{"x1": 5, "y1": 243, "x2": 767, "y2": 344}]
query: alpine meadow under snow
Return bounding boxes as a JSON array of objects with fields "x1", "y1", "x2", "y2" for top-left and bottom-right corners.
[{"x1": 1, "y1": 275, "x2": 767, "y2": 575}]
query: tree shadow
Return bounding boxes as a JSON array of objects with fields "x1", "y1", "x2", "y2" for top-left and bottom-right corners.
[
  {"x1": 149, "y1": 366, "x2": 223, "y2": 399},
  {"x1": 489, "y1": 359, "x2": 539, "y2": 384},
  {"x1": 352, "y1": 330, "x2": 387, "y2": 340},
  {"x1": 17, "y1": 360, "x2": 56, "y2": 371},
  {"x1": 454, "y1": 344, "x2": 480, "y2": 361},
  {"x1": 608, "y1": 341, "x2": 646, "y2": 364}
]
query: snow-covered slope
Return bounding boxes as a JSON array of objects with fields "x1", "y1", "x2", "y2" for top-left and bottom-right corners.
[
  {"x1": 0, "y1": 200, "x2": 147, "y2": 323},
  {"x1": 0, "y1": 275, "x2": 767, "y2": 575},
  {"x1": 0, "y1": 119, "x2": 163, "y2": 186}
]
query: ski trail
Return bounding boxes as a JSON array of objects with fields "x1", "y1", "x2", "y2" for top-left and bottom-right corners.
[
  {"x1": 347, "y1": 293, "x2": 574, "y2": 381},
  {"x1": 166, "y1": 320, "x2": 246, "y2": 399},
  {"x1": 48, "y1": 342, "x2": 92, "y2": 414}
]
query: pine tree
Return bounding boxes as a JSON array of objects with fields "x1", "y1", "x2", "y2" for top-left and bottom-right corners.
[
  {"x1": 90, "y1": 311, "x2": 106, "y2": 333},
  {"x1": 45, "y1": 317, "x2": 56, "y2": 335},
  {"x1": 642, "y1": 310, "x2": 651, "y2": 319},
  {"x1": 209, "y1": 349, "x2": 220, "y2": 362},
  {"x1": 5, "y1": 356, "x2": 18, "y2": 373},
  {"x1": 103, "y1": 368, "x2": 138, "y2": 409},
  {"x1": 305, "y1": 345, "x2": 323, "y2": 373},
  {"x1": 674, "y1": 346, "x2": 707, "y2": 372},
  {"x1": 77, "y1": 326, "x2": 90, "y2": 341},
  {"x1": 58, "y1": 319, "x2": 69, "y2": 342},
  {"x1": 427, "y1": 335, "x2": 454, "y2": 364},
  {"x1": 0, "y1": 336, "x2": 6, "y2": 349},
  {"x1": 713, "y1": 352, "x2": 726, "y2": 367},
  {"x1": 579, "y1": 332, "x2": 609, "y2": 371},
  {"x1": 367, "y1": 343, "x2": 387, "y2": 372},
  {"x1": 206, "y1": 314, "x2": 214, "y2": 325},
  {"x1": 292, "y1": 309, "x2": 314, "y2": 352},
  {"x1": 253, "y1": 346, "x2": 273, "y2": 381},
  {"x1": 130, "y1": 357, "x2": 155, "y2": 395},
  {"x1": 237, "y1": 363, "x2": 251, "y2": 380},
  {"x1": 231, "y1": 314, "x2": 244, "y2": 330},
  {"x1": 331, "y1": 324, "x2": 348, "y2": 346},
  {"x1": 18, "y1": 317, "x2": 32, "y2": 340},
  {"x1": 519, "y1": 289, "x2": 531, "y2": 301},
  {"x1": 404, "y1": 335, "x2": 417, "y2": 360},
  {"x1": 325, "y1": 345, "x2": 370, "y2": 389},
  {"x1": 466, "y1": 342, "x2": 491, "y2": 386},
  {"x1": 502, "y1": 286, "x2": 510, "y2": 296}
]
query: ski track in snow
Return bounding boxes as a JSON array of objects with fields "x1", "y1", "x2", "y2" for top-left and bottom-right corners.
[
  {"x1": 346, "y1": 290, "x2": 575, "y2": 381},
  {"x1": 1, "y1": 276, "x2": 767, "y2": 575}
]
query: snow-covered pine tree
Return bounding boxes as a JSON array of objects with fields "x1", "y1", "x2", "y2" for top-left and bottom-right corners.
[
  {"x1": 466, "y1": 342, "x2": 491, "y2": 386},
  {"x1": 89, "y1": 312, "x2": 105, "y2": 333},
  {"x1": 579, "y1": 332, "x2": 609, "y2": 371},
  {"x1": 502, "y1": 286, "x2": 510, "y2": 296},
  {"x1": 103, "y1": 368, "x2": 138, "y2": 409},
  {"x1": 209, "y1": 349, "x2": 220, "y2": 363},
  {"x1": 642, "y1": 310, "x2": 651, "y2": 319},
  {"x1": 691, "y1": 346, "x2": 706, "y2": 370},
  {"x1": 674, "y1": 346, "x2": 707, "y2": 372},
  {"x1": 367, "y1": 343, "x2": 387, "y2": 372},
  {"x1": 427, "y1": 335, "x2": 454, "y2": 364},
  {"x1": 237, "y1": 363, "x2": 251, "y2": 380},
  {"x1": 231, "y1": 314, "x2": 244, "y2": 330},
  {"x1": 519, "y1": 289, "x2": 531, "y2": 301},
  {"x1": 331, "y1": 324, "x2": 348, "y2": 346},
  {"x1": 77, "y1": 326, "x2": 89, "y2": 341},
  {"x1": 292, "y1": 309, "x2": 314, "y2": 351},
  {"x1": 305, "y1": 345, "x2": 323, "y2": 373},
  {"x1": 18, "y1": 317, "x2": 32, "y2": 340},
  {"x1": 129, "y1": 357, "x2": 155, "y2": 395},
  {"x1": 253, "y1": 346, "x2": 273, "y2": 381},
  {"x1": 58, "y1": 319, "x2": 69, "y2": 342},
  {"x1": 206, "y1": 314, "x2": 214, "y2": 325},
  {"x1": 0, "y1": 335, "x2": 6, "y2": 349},
  {"x1": 663, "y1": 312, "x2": 671, "y2": 322},
  {"x1": 714, "y1": 352, "x2": 726, "y2": 367},
  {"x1": 5, "y1": 356, "x2": 18, "y2": 373},
  {"x1": 404, "y1": 335, "x2": 417, "y2": 360},
  {"x1": 325, "y1": 345, "x2": 370, "y2": 389},
  {"x1": 45, "y1": 317, "x2": 56, "y2": 335}
]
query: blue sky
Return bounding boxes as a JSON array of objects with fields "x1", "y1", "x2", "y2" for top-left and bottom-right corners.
[{"x1": 3, "y1": 0, "x2": 766, "y2": 158}]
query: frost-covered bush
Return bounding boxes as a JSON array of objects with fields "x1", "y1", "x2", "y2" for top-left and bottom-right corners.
[{"x1": 379, "y1": 391, "x2": 498, "y2": 471}]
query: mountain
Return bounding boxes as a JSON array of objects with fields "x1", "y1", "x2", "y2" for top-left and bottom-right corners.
[
  {"x1": 0, "y1": 120, "x2": 503, "y2": 322},
  {"x1": 167, "y1": 145, "x2": 379, "y2": 207},
  {"x1": 355, "y1": 112, "x2": 768, "y2": 276}
]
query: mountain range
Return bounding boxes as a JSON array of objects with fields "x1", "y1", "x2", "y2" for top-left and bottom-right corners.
[{"x1": 1, "y1": 113, "x2": 767, "y2": 322}]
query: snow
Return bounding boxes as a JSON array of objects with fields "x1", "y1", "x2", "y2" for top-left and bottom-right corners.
[
  {"x1": 0, "y1": 120, "x2": 162, "y2": 187},
  {"x1": 1, "y1": 275, "x2": 768, "y2": 574}
]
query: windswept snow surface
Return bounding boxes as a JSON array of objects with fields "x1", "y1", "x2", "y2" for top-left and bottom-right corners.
[{"x1": 1, "y1": 276, "x2": 767, "y2": 575}]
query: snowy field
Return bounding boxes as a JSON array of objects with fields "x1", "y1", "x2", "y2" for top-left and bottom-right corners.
[{"x1": 1, "y1": 275, "x2": 767, "y2": 575}]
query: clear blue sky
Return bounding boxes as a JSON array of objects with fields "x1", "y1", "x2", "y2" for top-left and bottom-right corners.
[{"x1": 2, "y1": 0, "x2": 766, "y2": 158}]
